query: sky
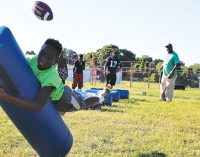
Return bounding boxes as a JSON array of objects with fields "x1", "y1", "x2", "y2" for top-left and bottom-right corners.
[{"x1": 0, "y1": 0, "x2": 200, "y2": 66}]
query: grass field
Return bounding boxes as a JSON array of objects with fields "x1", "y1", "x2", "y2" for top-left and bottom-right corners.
[{"x1": 0, "y1": 82, "x2": 200, "y2": 157}]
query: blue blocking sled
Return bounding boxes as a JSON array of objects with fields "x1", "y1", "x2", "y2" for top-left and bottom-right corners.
[{"x1": 0, "y1": 26, "x2": 73, "y2": 157}]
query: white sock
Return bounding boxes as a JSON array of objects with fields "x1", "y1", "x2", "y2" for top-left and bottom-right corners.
[
  {"x1": 98, "y1": 94, "x2": 105, "y2": 103},
  {"x1": 71, "y1": 96, "x2": 81, "y2": 110}
]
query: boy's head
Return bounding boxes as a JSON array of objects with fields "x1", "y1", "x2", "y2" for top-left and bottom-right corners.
[
  {"x1": 112, "y1": 51, "x2": 118, "y2": 59},
  {"x1": 165, "y1": 43, "x2": 173, "y2": 54},
  {"x1": 79, "y1": 54, "x2": 83, "y2": 60},
  {"x1": 38, "y1": 38, "x2": 63, "y2": 70},
  {"x1": 44, "y1": 38, "x2": 63, "y2": 56}
]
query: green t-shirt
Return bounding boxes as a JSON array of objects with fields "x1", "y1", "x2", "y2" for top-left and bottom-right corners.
[
  {"x1": 27, "y1": 56, "x2": 64, "y2": 101},
  {"x1": 163, "y1": 51, "x2": 180, "y2": 76}
]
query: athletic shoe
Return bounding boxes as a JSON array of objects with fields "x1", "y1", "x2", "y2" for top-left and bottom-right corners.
[
  {"x1": 159, "y1": 94, "x2": 166, "y2": 101},
  {"x1": 72, "y1": 91, "x2": 100, "y2": 109},
  {"x1": 82, "y1": 96, "x2": 100, "y2": 109}
]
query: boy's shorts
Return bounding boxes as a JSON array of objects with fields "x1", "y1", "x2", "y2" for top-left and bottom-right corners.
[
  {"x1": 106, "y1": 73, "x2": 116, "y2": 86},
  {"x1": 52, "y1": 85, "x2": 85, "y2": 112},
  {"x1": 53, "y1": 86, "x2": 73, "y2": 112}
]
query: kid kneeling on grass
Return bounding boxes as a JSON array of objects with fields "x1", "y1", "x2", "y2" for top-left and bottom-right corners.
[{"x1": 0, "y1": 38, "x2": 110, "y2": 113}]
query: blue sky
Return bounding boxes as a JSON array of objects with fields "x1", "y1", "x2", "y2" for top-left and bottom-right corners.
[{"x1": 1, "y1": 0, "x2": 200, "y2": 66}]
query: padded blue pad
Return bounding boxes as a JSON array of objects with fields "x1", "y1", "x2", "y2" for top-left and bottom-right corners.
[
  {"x1": 113, "y1": 89, "x2": 129, "y2": 99},
  {"x1": 111, "y1": 91, "x2": 120, "y2": 102},
  {"x1": 0, "y1": 26, "x2": 73, "y2": 157}
]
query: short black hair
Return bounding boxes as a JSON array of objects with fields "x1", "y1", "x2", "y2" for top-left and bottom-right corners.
[
  {"x1": 79, "y1": 54, "x2": 83, "y2": 58},
  {"x1": 112, "y1": 51, "x2": 118, "y2": 55},
  {"x1": 44, "y1": 38, "x2": 63, "y2": 57}
]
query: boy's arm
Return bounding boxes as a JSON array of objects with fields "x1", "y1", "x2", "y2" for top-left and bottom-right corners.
[
  {"x1": 116, "y1": 61, "x2": 122, "y2": 72},
  {"x1": 167, "y1": 63, "x2": 181, "y2": 78},
  {"x1": 0, "y1": 86, "x2": 54, "y2": 112},
  {"x1": 65, "y1": 63, "x2": 68, "y2": 77},
  {"x1": 104, "y1": 62, "x2": 108, "y2": 76},
  {"x1": 82, "y1": 61, "x2": 85, "y2": 70},
  {"x1": 73, "y1": 61, "x2": 77, "y2": 74}
]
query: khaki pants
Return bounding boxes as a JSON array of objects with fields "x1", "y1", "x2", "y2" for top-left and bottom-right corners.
[{"x1": 160, "y1": 75, "x2": 177, "y2": 101}]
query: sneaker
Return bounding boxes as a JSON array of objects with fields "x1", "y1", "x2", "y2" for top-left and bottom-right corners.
[
  {"x1": 72, "y1": 91, "x2": 100, "y2": 110},
  {"x1": 82, "y1": 96, "x2": 100, "y2": 109}
]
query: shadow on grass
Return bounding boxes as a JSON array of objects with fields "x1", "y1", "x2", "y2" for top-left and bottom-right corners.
[
  {"x1": 100, "y1": 107, "x2": 126, "y2": 113},
  {"x1": 124, "y1": 98, "x2": 150, "y2": 105},
  {"x1": 139, "y1": 151, "x2": 167, "y2": 157},
  {"x1": 134, "y1": 98, "x2": 151, "y2": 102},
  {"x1": 99, "y1": 96, "x2": 152, "y2": 112}
]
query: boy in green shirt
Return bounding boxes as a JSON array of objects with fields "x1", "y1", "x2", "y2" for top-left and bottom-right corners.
[{"x1": 0, "y1": 39, "x2": 110, "y2": 113}]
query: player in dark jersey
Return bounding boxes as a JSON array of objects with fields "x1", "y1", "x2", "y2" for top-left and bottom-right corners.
[
  {"x1": 72, "y1": 54, "x2": 85, "y2": 89},
  {"x1": 104, "y1": 51, "x2": 122, "y2": 89}
]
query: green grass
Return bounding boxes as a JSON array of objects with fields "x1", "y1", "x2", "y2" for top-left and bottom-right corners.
[{"x1": 0, "y1": 82, "x2": 200, "y2": 157}]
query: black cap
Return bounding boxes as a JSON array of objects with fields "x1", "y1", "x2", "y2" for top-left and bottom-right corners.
[{"x1": 165, "y1": 43, "x2": 173, "y2": 49}]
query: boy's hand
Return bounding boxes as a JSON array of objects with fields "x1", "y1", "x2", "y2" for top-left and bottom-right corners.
[
  {"x1": 104, "y1": 70, "x2": 110, "y2": 76},
  {"x1": 167, "y1": 72, "x2": 173, "y2": 79},
  {"x1": 0, "y1": 88, "x2": 8, "y2": 100}
]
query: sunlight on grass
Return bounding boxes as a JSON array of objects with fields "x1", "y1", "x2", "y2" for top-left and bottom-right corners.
[{"x1": 0, "y1": 81, "x2": 200, "y2": 157}]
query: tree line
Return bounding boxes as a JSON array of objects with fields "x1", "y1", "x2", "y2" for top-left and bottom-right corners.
[{"x1": 26, "y1": 44, "x2": 200, "y2": 88}]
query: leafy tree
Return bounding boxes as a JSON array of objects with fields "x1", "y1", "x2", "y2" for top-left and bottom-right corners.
[
  {"x1": 141, "y1": 55, "x2": 152, "y2": 62},
  {"x1": 154, "y1": 59, "x2": 163, "y2": 66},
  {"x1": 94, "y1": 44, "x2": 136, "y2": 67},
  {"x1": 63, "y1": 48, "x2": 77, "y2": 65},
  {"x1": 83, "y1": 51, "x2": 98, "y2": 66},
  {"x1": 188, "y1": 63, "x2": 200, "y2": 72},
  {"x1": 150, "y1": 73, "x2": 159, "y2": 82},
  {"x1": 155, "y1": 61, "x2": 163, "y2": 71},
  {"x1": 119, "y1": 49, "x2": 136, "y2": 67},
  {"x1": 25, "y1": 50, "x2": 35, "y2": 55},
  {"x1": 134, "y1": 63, "x2": 140, "y2": 72},
  {"x1": 96, "y1": 44, "x2": 119, "y2": 65}
]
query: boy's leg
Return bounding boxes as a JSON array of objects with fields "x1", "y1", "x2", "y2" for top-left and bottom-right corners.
[
  {"x1": 110, "y1": 74, "x2": 116, "y2": 89},
  {"x1": 165, "y1": 76, "x2": 176, "y2": 101},
  {"x1": 97, "y1": 88, "x2": 111, "y2": 103},
  {"x1": 70, "y1": 90, "x2": 99, "y2": 109},
  {"x1": 106, "y1": 74, "x2": 110, "y2": 87},
  {"x1": 57, "y1": 86, "x2": 94, "y2": 110},
  {"x1": 160, "y1": 75, "x2": 166, "y2": 101},
  {"x1": 78, "y1": 73, "x2": 83, "y2": 89},
  {"x1": 72, "y1": 73, "x2": 79, "y2": 89},
  {"x1": 82, "y1": 96, "x2": 100, "y2": 109},
  {"x1": 58, "y1": 85, "x2": 111, "y2": 112},
  {"x1": 72, "y1": 87, "x2": 111, "y2": 109},
  {"x1": 81, "y1": 87, "x2": 110, "y2": 109}
]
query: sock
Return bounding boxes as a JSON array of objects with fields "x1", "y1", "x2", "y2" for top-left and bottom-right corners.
[
  {"x1": 71, "y1": 96, "x2": 81, "y2": 110},
  {"x1": 98, "y1": 96, "x2": 104, "y2": 103}
]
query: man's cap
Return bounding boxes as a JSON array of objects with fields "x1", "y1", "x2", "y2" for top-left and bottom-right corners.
[{"x1": 165, "y1": 43, "x2": 173, "y2": 49}]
